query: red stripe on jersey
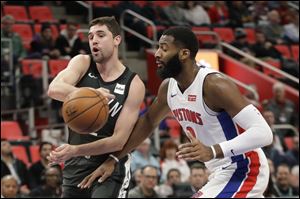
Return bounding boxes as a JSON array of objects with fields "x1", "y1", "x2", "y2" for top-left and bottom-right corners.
[
  {"x1": 188, "y1": 95, "x2": 197, "y2": 101},
  {"x1": 234, "y1": 151, "x2": 260, "y2": 198}
]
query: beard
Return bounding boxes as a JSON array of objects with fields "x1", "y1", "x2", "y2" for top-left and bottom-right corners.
[{"x1": 157, "y1": 53, "x2": 182, "y2": 79}]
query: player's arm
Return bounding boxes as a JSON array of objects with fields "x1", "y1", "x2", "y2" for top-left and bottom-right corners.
[
  {"x1": 47, "y1": 54, "x2": 90, "y2": 102},
  {"x1": 177, "y1": 73, "x2": 273, "y2": 162},
  {"x1": 113, "y1": 79, "x2": 171, "y2": 158},
  {"x1": 75, "y1": 75, "x2": 146, "y2": 156},
  {"x1": 204, "y1": 74, "x2": 273, "y2": 158},
  {"x1": 77, "y1": 80, "x2": 171, "y2": 188}
]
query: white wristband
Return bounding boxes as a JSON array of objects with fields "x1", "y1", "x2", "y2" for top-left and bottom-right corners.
[
  {"x1": 109, "y1": 154, "x2": 119, "y2": 163},
  {"x1": 210, "y1": 145, "x2": 216, "y2": 159}
]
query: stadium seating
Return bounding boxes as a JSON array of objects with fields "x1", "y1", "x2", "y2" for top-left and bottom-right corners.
[
  {"x1": 34, "y1": 24, "x2": 59, "y2": 39},
  {"x1": 213, "y1": 27, "x2": 235, "y2": 43},
  {"x1": 3, "y1": 5, "x2": 30, "y2": 22},
  {"x1": 1, "y1": 121, "x2": 29, "y2": 141},
  {"x1": 243, "y1": 28, "x2": 256, "y2": 44},
  {"x1": 29, "y1": 145, "x2": 40, "y2": 163},
  {"x1": 12, "y1": 24, "x2": 33, "y2": 50},
  {"x1": 274, "y1": 44, "x2": 292, "y2": 59},
  {"x1": 11, "y1": 145, "x2": 30, "y2": 166},
  {"x1": 192, "y1": 26, "x2": 215, "y2": 44},
  {"x1": 21, "y1": 59, "x2": 43, "y2": 78},
  {"x1": 291, "y1": 45, "x2": 299, "y2": 61},
  {"x1": 262, "y1": 59, "x2": 283, "y2": 79},
  {"x1": 28, "y1": 6, "x2": 56, "y2": 23},
  {"x1": 48, "y1": 59, "x2": 70, "y2": 78}
]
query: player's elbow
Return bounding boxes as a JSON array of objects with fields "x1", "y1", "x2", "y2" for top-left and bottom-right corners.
[
  {"x1": 260, "y1": 125, "x2": 273, "y2": 147},
  {"x1": 47, "y1": 83, "x2": 59, "y2": 99}
]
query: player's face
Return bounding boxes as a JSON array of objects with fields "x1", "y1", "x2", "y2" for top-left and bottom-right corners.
[
  {"x1": 155, "y1": 35, "x2": 183, "y2": 79},
  {"x1": 88, "y1": 25, "x2": 119, "y2": 63}
]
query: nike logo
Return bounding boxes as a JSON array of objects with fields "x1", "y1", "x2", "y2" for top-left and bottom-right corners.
[
  {"x1": 171, "y1": 93, "x2": 177, "y2": 97},
  {"x1": 222, "y1": 164, "x2": 231, "y2": 170},
  {"x1": 231, "y1": 149, "x2": 235, "y2": 156},
  {"x1": 88, "y1": 73, "x2": 98, "y2": 79}
]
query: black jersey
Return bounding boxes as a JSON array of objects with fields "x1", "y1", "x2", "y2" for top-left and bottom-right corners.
[{"x1": 63, "y1": 55, "x2": 136, "y2": 186}]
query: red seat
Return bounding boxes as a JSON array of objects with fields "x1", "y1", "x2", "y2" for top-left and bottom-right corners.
[
  {"x1": 263, "y1": 59, "x2": 283, "y2": 79},
  {"x1": 21, "y1": 59, "x2": 43, "y2": 78},
  {"x1": 28, "y1": 6, "x2": 56, "y2": 23},
  {"x1": 48, "y1": 59, "x2": 70, "y2": 78},
  {"x1": 1, "y1": 121, "x2": 29, "y2": 141},
  {"x1": 274, "y1": 44, "x2": 291, "y2": 59},
  {"x1": 146, "y1": 25, "x2": 165, "y2": 39},
  {"x1": 34, "y1": 24, "x2": 59, "y2": 40},
  {"x1": 106, "y1": 1, "x2": 120, "y2": 6},
  {"x1": 3, "y1": 5, "x2": 30, "y2": 22},
  {"x1": 243, "y1": 28, "x2": 256, "y2": 44},
  {"x1": 11, "y1": 145, "x2": 30, "y2": 167},
  {"x1": 12, "y1": 24, "x2": 33, "y2": 50},
  {"x1": 213, "y1": 27, "x2": 235, "y2": 43},
  {"x1": 192, "y1": 27, "x2": 215, "y2": 44},
  {"x1": 291, "y1": 45, "x2": 299, "y2": 61},
  {"x1": 29, "y1": 145, "x2": 41, "y2": 163},
  {"x1": 153, "y1": 1, "x2": 172, "y2": 7},
  {"x1": 165, "y1": 117, "x2": 181, "y2": 139}
]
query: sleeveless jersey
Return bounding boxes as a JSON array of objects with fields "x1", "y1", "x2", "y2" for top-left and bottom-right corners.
[
  {"x1": 167, "y1": 65, "x2": 266, "y2": 172},
  {"x1": 63, "y1": 55, "x2": 136, "y2": 186}
]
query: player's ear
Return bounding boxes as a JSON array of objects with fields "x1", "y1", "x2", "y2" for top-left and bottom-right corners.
[
  {"x1": 179, "y1": 49, "x2": 190, "y2": 60},
  {"x1": 114, "y1": 35, "x2": 122, "y2": 46}
]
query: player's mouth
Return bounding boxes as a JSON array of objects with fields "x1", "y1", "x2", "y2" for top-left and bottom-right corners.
[
  {"x1": 156, "y1": 61, "x2": 164, "y2": 68},
  {"x1": 92, "y1": 47, "x2": 100, "y2": 54}
]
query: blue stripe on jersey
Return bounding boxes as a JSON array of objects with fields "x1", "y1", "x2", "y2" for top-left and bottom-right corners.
[
  {"x1": 216, "y1": 158, "x2": 250, "y2": 198},
  {"x1": 217, "y1": 111, "x2": 237, "y2": 140}
]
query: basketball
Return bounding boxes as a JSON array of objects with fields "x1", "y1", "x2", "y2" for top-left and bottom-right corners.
[{"x1": 62, "y1": 87, "x2": 109, "y2": 134}]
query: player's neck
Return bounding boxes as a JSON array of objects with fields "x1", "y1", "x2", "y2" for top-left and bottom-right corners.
[
  {"x1": 176, "y1": 63, "x2": 199, "y2": 92},
  {"x1": 96, "y1": 55, "x2": 125, "y2": 81}
]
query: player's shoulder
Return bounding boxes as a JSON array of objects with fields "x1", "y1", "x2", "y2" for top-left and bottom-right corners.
[
  {"x1": 204, "y1": 72, "x2": 234, "y2": 93},
  {"x1": 70, "y1": 54, "x2": 91, "y2": 63},
  {"x1": 130, "y1": 75, "x2": 145, "y2": 92}
]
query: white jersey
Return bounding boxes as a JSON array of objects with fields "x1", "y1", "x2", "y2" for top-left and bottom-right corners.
[{"x1": 167, "y1": 66, "x2": 269, "y2": 197}]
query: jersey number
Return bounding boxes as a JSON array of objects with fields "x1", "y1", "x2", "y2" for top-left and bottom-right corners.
[{"x1": 186, "y1": 126, "x2": 196, "y2": 138}]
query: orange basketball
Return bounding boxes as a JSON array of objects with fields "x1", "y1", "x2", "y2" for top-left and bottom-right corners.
[{"x1": 62, "y1": 87, "x2": 109, "y2": 134}]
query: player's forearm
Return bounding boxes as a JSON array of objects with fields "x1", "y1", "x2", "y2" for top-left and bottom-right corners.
[
  {"x1": 218, "y1": 104, "x2": 273, "y2": 158},
  {"x1": 75, "y1": 137, "x2": 123, "y2": 157},
  {"x1": 47, "y1": 82, "x2": 78, "y2": 102},
  {"x1": 114, "y1": 113, "x2": 156, "y2": 159}
]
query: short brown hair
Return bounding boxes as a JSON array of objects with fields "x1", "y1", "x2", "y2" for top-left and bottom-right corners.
[{"x1": 89, "y1": 16, "x2": 121, "y2": 37}]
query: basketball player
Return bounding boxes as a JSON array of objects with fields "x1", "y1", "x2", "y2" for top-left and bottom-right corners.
[
  {"x1": 47, "y1": 16, "x2": 145, "y2": 198},
  {"x1": 77, "y1": 27, "x2": 273, "y2": 198}
]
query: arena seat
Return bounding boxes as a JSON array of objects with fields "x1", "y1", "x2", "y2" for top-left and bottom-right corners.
[
  {"x1": 21, "y1": 59, "x2": 43, "y2": 78},
  {"x1": 48, "y1": 59, "x2": 70, "y2": 78},
  {"x1": 12, "y1": 24, "x2": 33, "y2": 50},
  {"x1": 243, "y1": 28, "x2": 256, "y2": 44},
  {"x1": 274, "y1": 44, "x2": 292, "y2": 59},
  {"x1": 1, "y1": 121, "x2": 29, "y2": 141},
  {"x1": 34, "y1": 24, "x2": 59, "y2": 39},
  {"x1": 165, "y1": 117, "x2": 182, "y2": 139},
  {"x1": 3, "y1": 5, "x2": 30, "y2": 22},
  {"x1": 262, "y1": 59, "x2": 283, "y2": 79},
  {"x1": 28, "y1": 6, "x2": 57, "y2": 23},
  {"x1": 213, "y1": 27, "x2": 235, "y2": 43},
  {"x1": 29, "y1": 145, "x2": 40, "y2": 163},
  {"x1": 192, "y1": 26, "x2": 215, "y2": 44},
  {"x1": 291, "y1": 45, "x2": 299, "y2": 61},
  {"x1": 11, "y1": 145, "x2": 30, "y2": 167}
]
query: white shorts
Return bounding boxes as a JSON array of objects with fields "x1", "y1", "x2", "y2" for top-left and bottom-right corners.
[{"x1": 193, "y1": 151, "x2": 269, "y2": 198}]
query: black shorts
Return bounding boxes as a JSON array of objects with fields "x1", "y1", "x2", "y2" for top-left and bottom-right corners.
[{"x1": 62, "y1": 155, "x2": 131, "y2": 198}]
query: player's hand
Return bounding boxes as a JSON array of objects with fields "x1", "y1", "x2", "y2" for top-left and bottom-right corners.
[
  {"x1": 176, "y1": 131, "x2": 213, "y2": 162},
  {"x1": 47, "y1": 144, "x2": 77, "y2": 164},
  {"x1": 77, "y1": 158, "x2": 116, "y2": 189},
  {"x1": 95, "y1": 87, "x2": 115, "y2": 100}
]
